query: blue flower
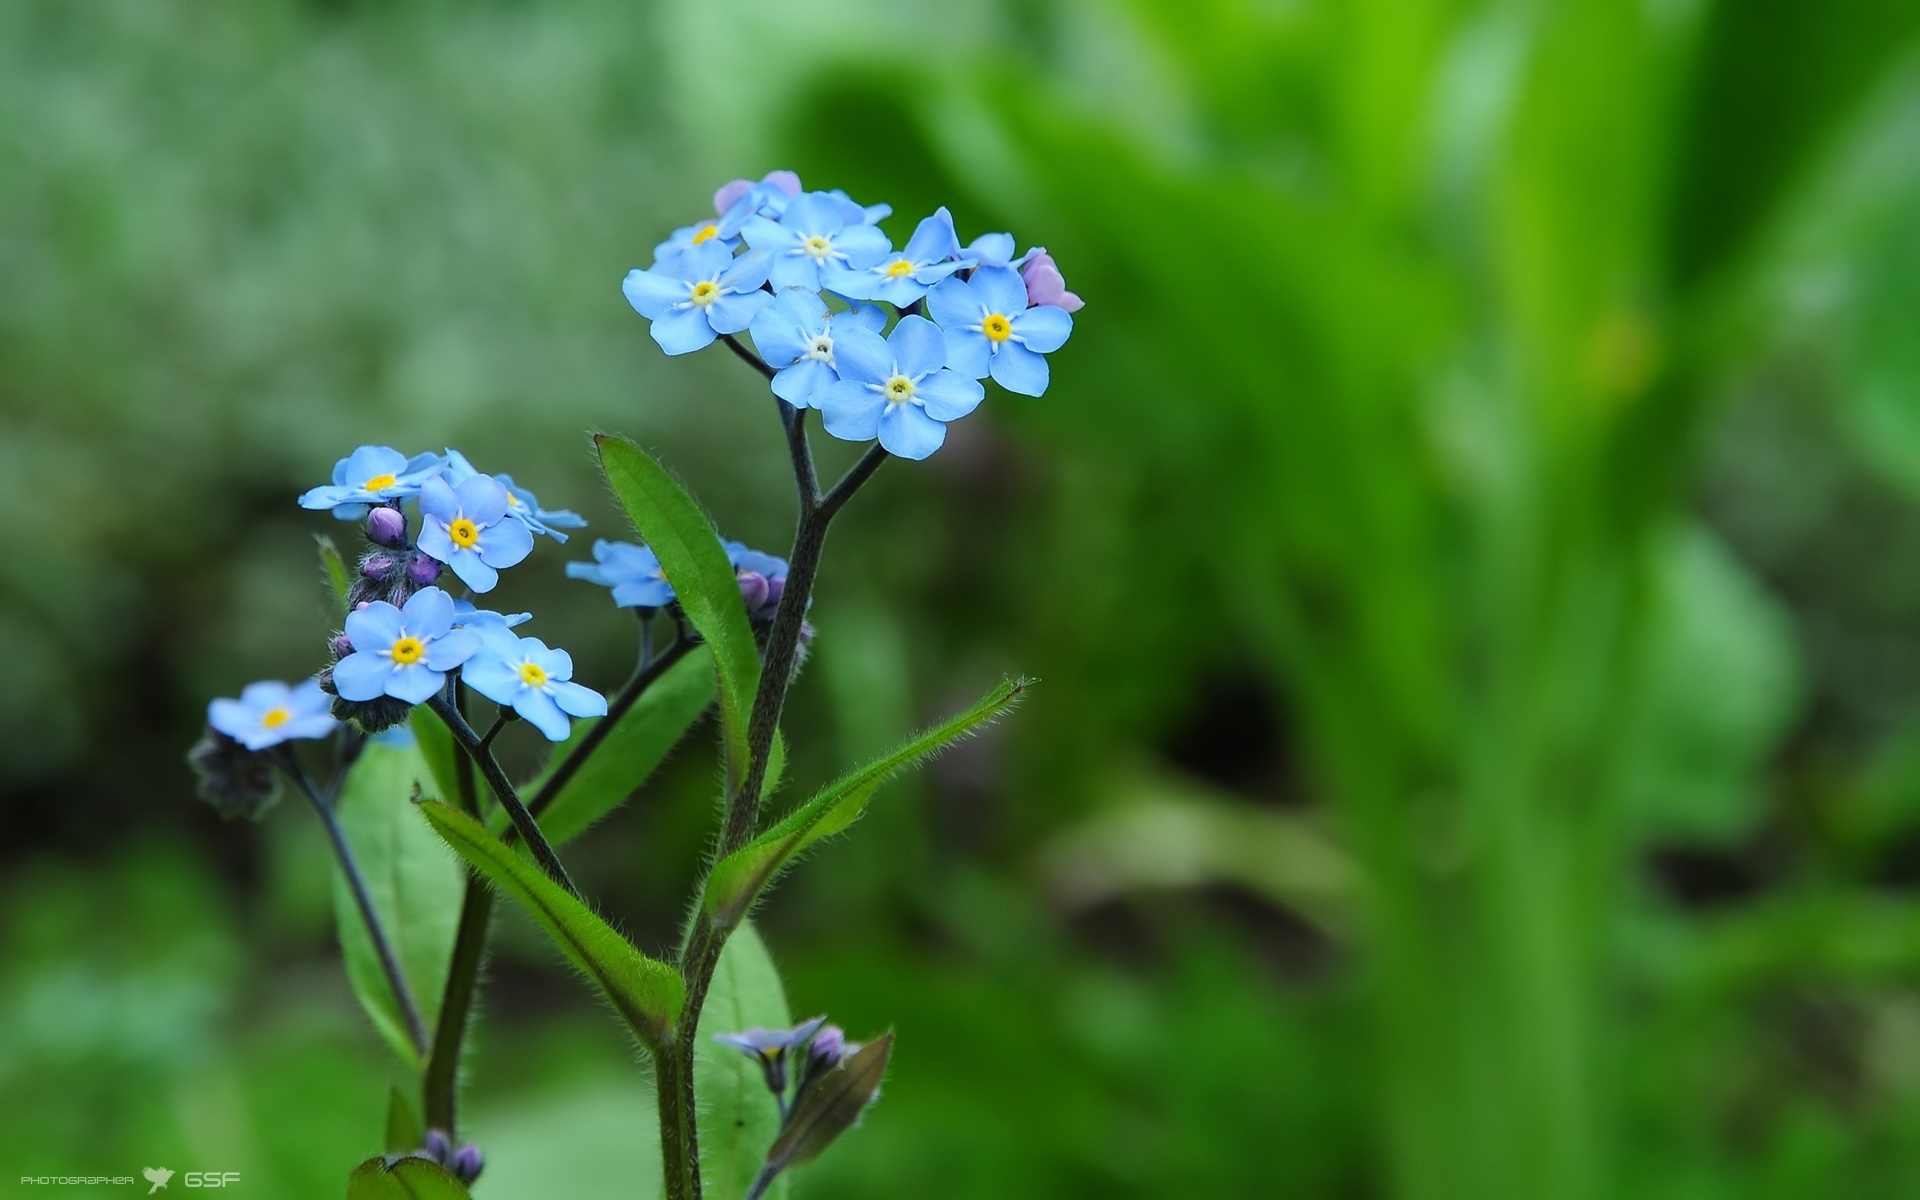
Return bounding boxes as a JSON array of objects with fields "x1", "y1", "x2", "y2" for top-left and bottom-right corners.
[
  {"x1": 747, "y1": 289, "x2": 888, "y2": 409},
  {"x1": 927, "y1": 265, "x2": 1074, "y2": 396},
  {"x1": 333, "y1": 587, "x2": 481, "y2": 705},
  {"x1": 741, "y1": 192, "x2": 891, "y2": 293},
  {"x1": 208, "y1": 678, "x2": 337, "y2": 750},
  {"x1": 715, "y1": 1015, "x2": 828, "y2": 1095},
  {"x1": 827, "y1": 189, "x2": 892, "y2": 226},
  {"x1": 622, "y1": 241, "x2": 775, "y2": 355},
  {"x1": 835, "y1": 208, "x2": 972, "y2": 306},
  {"x1": 652, "y1": 207, "x2": 752, "y2": 273},
  {"x1": 452, "y1": 599, "x2": 532, "y2": 632},
  {"x1": 416, "y1": 474, "x2": 535, "y2": 593},
  {"x1": 440, "y1": 450, "x2": 585, "y2": 544},
  {"x1": 962, "y1": 230, "x2": 1021, "y2": 269},
  {"x1": 460, "y1": 629, "x2": 608, "y2": 741},
  {"x1": 299, "y1": 446, "x2": 445, "y2": 519},
  {"x1": 820, "y1": 315, "x2": 985, "y2": 461},
  {"x1": 566, "y1": 539, "x2": 674, "y2": 608}
]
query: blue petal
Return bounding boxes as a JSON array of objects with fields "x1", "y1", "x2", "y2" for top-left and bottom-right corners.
[
  {"x1": 417, "y1": 521, "x2": 457, "y2": 565},
  {"x1": 743, "y1": 214, "x2": 798, "y2": 252},
  {"x1": 207, "y1": 698, "x2": 252, "y2": 741},
  {"x1": 344, "y1": 445, "x2": 408, "y2": 484},
  {"x1": 925, "y1": 275, "x2": 979, "y2": 330},
  {"x1": 833, "y1": 224, "x2": 891, "y2": 270},
  {"x1": 821, "y1": 382, "x2": 884, "y2": 442},
  {"x1": 889, "y1": 315, "x2": 947, "y2": 378},
  {"x1": 719, "y1": 248, "x2": 773, "y2": 292},
  {"x1": 749, "y1": 304, "x2": 812, "y2": 368},
  {"x1": 914, "y1": 369, "x2": 985, "y2": 422},
  {"x1": 877, "y1": 403, "x2": 948, "y2": 460},
  {"x1": 707, "y1": 289, "x2": 772, "y2": 336},
  {"x1": 345, "y1": 602, "x2": 405, "y2": 652},
  {"x1": 838, "y1": 301, "x2": 889, "y2": 334},
  {"x1": 902, "y1": 208, "x2": 961, "y2": 263},
  {"x1": 402, "y1": 587, "x2": 457, "y2": 639},
  {"x1": 772, "y1": 360, "x2": 836, "y2": 408},
  {"x1": 456, "y1": 475, "x2": 511, "y2": 525},
  {"x1": 238, "y1": 680, "x2": 292, "y2": 710},
  {"x1": 290, "y1": 679, "x2": 334, "y2": 716},
  {"x1": 652, "y1": 306, "x2": 718, "y2": 355},
  {"x1": 767, "y1": 255, "x2": 823, "y2": 292},
  {"x1": 515, "y1": 688, "x2": 572, "y2": 741},
  {"x1": 829, "y1": 326, "x2": 891, "y2": 386},
  {"x1": 299, "y1": 484, "x2": 353, "y2": 510},
  {"x1": 332, "y1": 653, "x2": 395, "y2": 702},
  {"x1": 549, "y1": 680, "x2": 607, "y2": 718},
  {"x1": 990, "y1": 340, "x2": 1050, "y2": 396},
  {"x1": 459, "y1": 654, "x2": 520, "y2": 706},
  {"x1": 440, "y1": 449, "x2": 481, "y2": 484},
  {"x1": 425, "y1": 627, "x2": 480, "y2": 671},
  {"x1": 783, "y1": 192, "x2": 850, "y2": 235},
  {"x1": 1013, "y1": 304, "x2": 1073, "y2": 354},
  {"x1": 965, "y1": 231, "x2": 1017, "y2": 267},
  {"x1": 970, "y1": 266, "x2": 1030, "y2": 318},
  {"x1": 611, "y1": 579, "x2": 675, "y2": 608},
  {"x1": 942, "y1": 327, "x2": 992, "y2": 379},
  {"x1": 448, "y1": 551, "x2": 500, "y2": 593},
  {"x1": 418, "y1": 476, "x2": 460, "y2": 523},
  {"x1": 816, "y1": 264, "x2": 874, "y2": 298},
  {"x1": 566, "y1": 561, "x2": 612, "y2": 586},
  {"x1": 865, "y1": 275, "x2": 931, "y2": 307},
  {"x1": 386, "y1": 663, "x2": 444, "y2": 705},
  {"x1": 282, "y1": 714, "x2": 339, "y2": 742},
  {"x1": 478, "y1": 515, "x2": 535, "y2": 570},
  {"x1": 622, "y1": 268, "x2": 688, "y2": 319}
]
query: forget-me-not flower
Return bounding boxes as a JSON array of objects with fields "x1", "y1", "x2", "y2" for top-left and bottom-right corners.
[
  {"x1": 747, "y1": 289, "x2": 888, "y2": 409},
  {"x1": 622, "y1": 241, "x2": 774, "y2": 355},
  {"x1": 208, "y1": 678, "x2": 337, "y2": 751},
  {"x1": 962, "y1": 230, "x2": 1022, "y2": 270},
  {"x1": 452, "y1": 599, "x2": 532, "y2": 632},
  {"x1": 415, "y1": 474, "x2": 535, "y2": 592},
  {"x1": 333, "y1": 586, "x2": 481, "y2": 706},
  {"x1": 460, "y1": 629, "x2": 607, "y2": 742},
  {"x1": 566, "y1": 539, "x2": 675, "y2": 608},
  {"x1": 927, "y1": 265, "x2": 1074, "y2": 396},
  {"x1": 713, "y1": 170, "x2": 803, "y2": 220},
  {"x1": 439, "y1": 450, "x2": 584, "y2": 544},
  {"x1": 714, "y1": 1016, "x2": 828, "y2": 1096},
  {"x1": 741, "y1": 192, "x2": 891, "y2": 293},
  {"x1": 820, "y1": 315, "x2": 985, "y2": 460},
  {"x1": 836, "y1": 208, "x2": 971, "y2": 307},
  {"x1": 299, "y1": 446, "x2": 445, "y2": 519}
]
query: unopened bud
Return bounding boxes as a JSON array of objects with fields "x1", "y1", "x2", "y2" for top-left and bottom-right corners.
[
  {"x1": 420, "y1": 1129, "x2": 452, "y2": 1165},
  {"x1": 360, "y1": 553, "x2": 396, "y2": 580},
  {"x1": 366, "y1": 505, "x2": 408, "y2": 548},
  {"x1": 765, "y1": 576, "x2": 786, "y2": 610},
  {"x1": 737, "y1": 570, "x2": 770, "y2": 614},
  {"x1": 407, "y1": 554, "x2": 441, "y2": 587},
  {"x1": 809, "y1": 1025, "x2": 847, "y2": 1067},
  {"x1": 449, "y1": 1144, "x2": 484, "y2": 1184},
  {"x1": 331, "y1": 634, "x2": 354, "y2": 659}
]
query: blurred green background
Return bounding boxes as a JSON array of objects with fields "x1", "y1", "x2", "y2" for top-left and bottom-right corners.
[{"x1": 6, "y1": 0, "x2": 1920, "y2": 1196}]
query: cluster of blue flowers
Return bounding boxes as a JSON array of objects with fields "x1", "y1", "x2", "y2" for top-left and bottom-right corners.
[{"x1": 623, "y1": 170, "x2": 1081, "y2": 461}]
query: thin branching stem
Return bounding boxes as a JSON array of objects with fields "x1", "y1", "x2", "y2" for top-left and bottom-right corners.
[{"x1": 426, "y1": 694, "x2": 578, "y2": 897}]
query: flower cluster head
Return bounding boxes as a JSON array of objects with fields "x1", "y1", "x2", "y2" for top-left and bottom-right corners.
[
  {"x1": 333, "y1": 587, "x2": 481, "y2": 706},
  {"x1": 208, "y1": 678, "x2": 338, "y2": 750},
  {"x1": 625, "y1": 172, "x2": 1081, "y2": 460},
  {"x1": 460, "y1": 629, "x2": 608, "y2": 742}
]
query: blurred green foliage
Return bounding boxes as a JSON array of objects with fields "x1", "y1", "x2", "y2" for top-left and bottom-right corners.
[{"x1": 6, "y1": 0, "x2": 1920, "y2": 1196}]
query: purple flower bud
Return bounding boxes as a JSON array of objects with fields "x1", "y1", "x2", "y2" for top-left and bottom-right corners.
[
  {"x1": 810, "y1": 1025, "x2": 846, "y2": 1066},
  {"x1": 1019, "y1": 249, "x2": 1084, "y2": 313},
  {"x1": 449, "y1": 1144, "x2": 484, "y2": 1185},
  {"x1": 407, "y1": 554, "x2": 441, "y2": 587},
  {"x1": 360, "y1": 553, "x2": 396, "y2": 580},
  {"x1": 420, "y1": 1129, "x2": 452, "y2": 1165},
  {"x1": 765, "y1": 575, "x2": 786, "y2": 610},
  {"x1": 737, "y1": 570, "x2": 770, "y2": 614},
  {"x1": 331, "y1": 634, "x2": 354, "y2": 659},
  {"x1": 366, "y1": 505, "x2": 408, "y2": 548}
]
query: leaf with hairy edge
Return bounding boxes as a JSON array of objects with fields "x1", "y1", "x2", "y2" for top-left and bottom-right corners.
[
  {"x1": 410, "y1": 707, "x2": 462, "y2": 818},
  {"x1": 346, "y1": 1155, "x2": 471, "y2": 1199},
  {"x1": 418, "y1": 800, "x2": 684, "y2": 1048},
  {"x1": 703, "y1": 679, "x2": 1029, "y2": 929},
  {"x1": 520, "y1": 646, "x2": 717, "y2": 846},
  {"x1": 333, "y1": 740, "x2": 464, "y2": 1068},
  {"x1": 318, "y1": 534, "x2": 351, "y2": 611},
  {"x1": 594, "y1": 434, "x2": 760, "y2": 780},
  {"x1": 695, "y1": 922, "x2": 791, "y2": 1200}
]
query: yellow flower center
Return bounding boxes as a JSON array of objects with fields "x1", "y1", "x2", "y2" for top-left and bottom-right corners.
[
  {"x1": 449, "y1": 517, "x2": 480, "y2": 548},
  {"x1": 364, "y1": 473, "x2": 398, "y2": 491},
  {"x1": 518, "y1": 661, "x2": 549, "y2": 688},
  {"x1": 690, "y1": 280, "x2": 721, "y2": 307},
  {"x1": 802, "y1": 234, "x2": 834, "y2": 260},
  {"x1": 982, "y1": 313, "x2": 1012, "y2": 342},
  {"x1": 885, "y1": 259, "x2": 915, "y2": 278},
  {"x1": 261, "y1": 707, "x2": 290, "y2": 729},
  {"x1": 690, "y1": 223, "x2": 720, "y2": 246},
  {"x1": 884, "y1": 375, "x2": 916, "y2": 404},
  {"x1": 390, "y1": 636, "x2": 426, "y2": 665}
]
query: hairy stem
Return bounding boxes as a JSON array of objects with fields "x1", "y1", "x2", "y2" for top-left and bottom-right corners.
[
  {"x1": 656, "y1": 1042, "x2": 698, "y2": 1200},
  {"x1": 426, "y1": 695, "x2": 579, "y2": 897}
]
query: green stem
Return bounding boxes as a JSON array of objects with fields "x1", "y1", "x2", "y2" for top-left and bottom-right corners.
[
  {"x1": 423, "y1": 880, "x2": 494, "y2": 1136},
  {"x1": 427, "y1": 694, "x2": 579, "y2": 897},
  {"x1": 526, "y1": 635, "x2": 694, "y2": 822}
]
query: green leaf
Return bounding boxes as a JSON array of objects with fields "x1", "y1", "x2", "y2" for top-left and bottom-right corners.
[
  {"x1": 521, "y1": 646, "x2": 717, "y2": 846},
  {"x1": 333, "y1": 740, "x2": 465, "y2": 1068},
  {"x1": 418, "y1": 799, "x2": 685, "y2": 1048},
  {"x1": 384, "y1": 1085, "x2": 426, "y2": 1155},
  {"x1": 409, "y1": 707, "x2": 462, "y2": 818},
  {"x1": 318, "y1": 533, "x2": 351, "y2": 611},
  {"x1": 695, "y1": 922, "x2": 792, "y2": 1200},
  {"x1": 346, "y1": 1155, "x2": 471, "y2": 1199},
  {"x1": 703, "y1": 678, "x2": 1029, "y2": 929},
  {"x1": 765, "y1": 1033, "x2": 893, "y2": 1172},
  {"x1": 594, "y1": 434, "x2": 761, "y2": 781}
]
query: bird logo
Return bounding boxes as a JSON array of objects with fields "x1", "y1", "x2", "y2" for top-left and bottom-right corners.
[{"x1": 142, "y1": 1167, "x2": 175, "y2": 1193}]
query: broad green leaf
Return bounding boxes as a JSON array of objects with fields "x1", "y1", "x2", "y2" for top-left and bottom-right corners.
[
  {"x1": 410, "y1": 707, "x2": 463, "y2": 818},
  {"x1": 384, "y1": 1084, "x2": 426, "y2": 1155},
  {"x1": 594, "y1": 434, "x2": 761, "y2": 779},
  {"x1": 695, "y1": 922, "x2": 791, "y2": 1200},
  {"x1": 318, "y1": 534, "x2": 351, "y2": 611},
  {"x1": 333, "y1": 739, "x2": 465, "y2": 1069},
  {"x1": 346, "y1": 1155, "x2": 471, "y2": 1199},
  {"x1": 521, "y1": 645, "x2": 717, "y2": 846},
  {"x1": 703, "y1": 679, "x2": 1028, "y2": 929},
  {"x1": 418, "y1": 799, "x2": 684, "y2": 1047}
]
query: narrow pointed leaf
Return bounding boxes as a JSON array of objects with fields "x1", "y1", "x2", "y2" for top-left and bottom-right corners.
[
  {"x1": 410, "y1": 707, "x2": 463, "y2": 818},
  {"x1": 594, "y1": 434, "x2": 760, "y2": 780},
  {"x1": 384, "y1": 1085, "x2": 426, "y2": 1154},
  {"x1": 765, "y1": 1033, "x2": 893, "y2": 1172},
  {"x1": 418, "y1": 799, "x2": 684, "y2": 1048},
  {"x1": 346, "y1": 1155, "x2": 471, "y2": 1199},
  {"x1": 695, "y1": 922, "x2": 791, "y2": 1200},
  {"x1": 519, "y1": 645, "x2": 717, "y2": 846},
  {"x1": 703, "y1": 679, "x2": 1028, "y2": 928},
  {"x1": 333, "y1": 740, "x2": 463, "y2": 1068},
  {"x1": 318, "y1": 534, "x2": 351, "y2": 611}
]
